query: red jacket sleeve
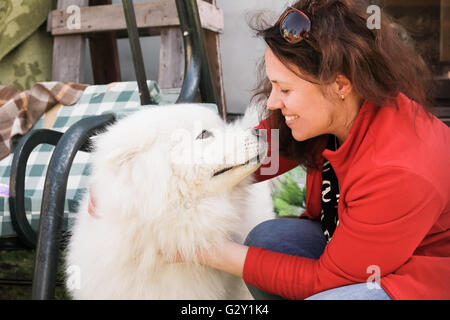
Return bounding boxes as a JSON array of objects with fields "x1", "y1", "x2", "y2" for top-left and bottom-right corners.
[
  {"x1": 253, "y1": 117, "x2": 298, "y2": 183},
  {"x1": 243, "y1": 167, "x2": 444, "y2": 299}
]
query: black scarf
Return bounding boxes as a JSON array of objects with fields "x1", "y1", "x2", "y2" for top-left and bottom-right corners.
[{"x1": 320, "y1": 135, "x2": 340, "y2": 242}]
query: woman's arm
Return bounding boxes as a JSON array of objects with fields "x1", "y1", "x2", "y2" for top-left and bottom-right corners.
[{"x1": 203, "y1": 241, "x2": 249, "y2": 278}]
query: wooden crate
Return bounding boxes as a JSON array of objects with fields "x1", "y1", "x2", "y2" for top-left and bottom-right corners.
[{"x1": 48, "y1": 0, "x2": 227, "y2": 117}]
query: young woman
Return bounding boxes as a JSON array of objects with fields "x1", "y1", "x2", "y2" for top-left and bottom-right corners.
[{"x1": 197, "y1": 0, "x2": 450, "y2": 300}]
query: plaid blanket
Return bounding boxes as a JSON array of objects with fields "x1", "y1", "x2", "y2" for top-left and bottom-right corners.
[{"x1": 0, "y1": 82, "x2": 88, "y2": 160}]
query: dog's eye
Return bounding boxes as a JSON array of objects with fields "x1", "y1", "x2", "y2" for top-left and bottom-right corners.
[{"x1": 196, "y1": 130, "x2": 213, "y2": 140}]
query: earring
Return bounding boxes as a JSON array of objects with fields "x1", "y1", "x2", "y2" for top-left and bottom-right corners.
[{"x1": 341, "y1": 94, "x2": 345, "y2": 101}]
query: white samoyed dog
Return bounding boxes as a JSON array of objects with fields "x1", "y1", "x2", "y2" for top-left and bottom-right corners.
[{"x1": 65, "y1": 104, "x2": 275, "y2": 299}]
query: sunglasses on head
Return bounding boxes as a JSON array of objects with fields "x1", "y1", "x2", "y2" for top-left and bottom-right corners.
[{"x1": 276, "y1": 7, "x2": 319, "y2": 51}]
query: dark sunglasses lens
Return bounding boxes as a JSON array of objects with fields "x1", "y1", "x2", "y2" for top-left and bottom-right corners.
[{"x1": 280, "y1": 11, "x2": 311, "y2": 43}]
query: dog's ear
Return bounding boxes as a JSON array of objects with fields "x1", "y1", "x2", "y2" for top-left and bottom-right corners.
[
  {"x1": 96, "y1": 128, "x2": 158, "y2": 168},
  {"x1": 105, "y1": 145, "x2": 142, "y2": 168},
  {"x1": 90, "y1": 128, "x2": 172, "y2": 221}
]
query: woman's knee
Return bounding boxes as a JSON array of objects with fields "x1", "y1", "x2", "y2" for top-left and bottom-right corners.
[
  {"x1": 244, "y1": 219, "x2": 280, "y2": 247},
  {"x1": 244, "y1": 218, "x2": 327, "y2": 259}
]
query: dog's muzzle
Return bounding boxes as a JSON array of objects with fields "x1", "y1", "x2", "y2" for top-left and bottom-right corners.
[{"x1": 212, "y1": 128, "x2": 268, "y2": 177}]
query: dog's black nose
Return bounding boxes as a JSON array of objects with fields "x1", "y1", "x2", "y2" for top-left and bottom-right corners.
[{"x1": 251, "y1": 128, "x2": 266, "y2": 142}]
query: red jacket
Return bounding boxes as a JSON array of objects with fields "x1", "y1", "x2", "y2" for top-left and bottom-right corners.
[{"x1": 244, "y1": 93, "x2": 450, "y2": 300}]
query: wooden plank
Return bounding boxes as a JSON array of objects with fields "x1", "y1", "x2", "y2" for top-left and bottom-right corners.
[
  {"x1": 51, "y1": 0, "x2": 89, "y2": 83},
  {"x1": 158, "y1": 27, "x2": 227, "y2": 116},
  {"x1": 50, "y1": 0, "x2": 224, "y2": 36},
  {"x1": 158, "y1": 27, "x2": 185, "y2": 89},
  {"x1": 197, "y1": 0, "x2": 223, "y2": 33},
  {"x1": 441, "y1": 0, "x2": 450, "y2": 61},
  {"x1": 204, "y1": 29, "x2": 227, "y2": 119},
  {"x1": 158, "y1": 0, "x2": 226, "y2": 117},
  {"x1": 88, "y1": 0, "x2": 121, "y2": 84}
]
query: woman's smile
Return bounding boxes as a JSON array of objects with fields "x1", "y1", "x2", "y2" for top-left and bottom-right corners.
[{"x1": 284, "y1": 114, "x2": 300, "y2": 125}]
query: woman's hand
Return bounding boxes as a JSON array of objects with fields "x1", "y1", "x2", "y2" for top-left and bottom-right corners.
[
  {"x1": 206, "y1": 240, "x2": 249, "y2": 278},
  {"x1": 162, "y1": 240, "x2": 250, "y2": 278}
]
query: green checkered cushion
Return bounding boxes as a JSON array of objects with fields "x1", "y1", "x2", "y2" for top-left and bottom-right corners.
[{"x1": 0, "y1": 81, "x2": 218, "y2": 238}]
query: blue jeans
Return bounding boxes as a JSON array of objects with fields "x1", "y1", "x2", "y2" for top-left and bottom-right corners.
[{"x1": 244, "y1": 218, "x2": 391, "y2": 300}]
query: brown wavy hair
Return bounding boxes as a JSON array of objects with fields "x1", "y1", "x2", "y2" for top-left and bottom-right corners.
[{"x1": 250, "y1": 0, "x2": 435, "y2": 170}]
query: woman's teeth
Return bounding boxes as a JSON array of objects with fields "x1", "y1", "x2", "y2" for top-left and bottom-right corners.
[{"x1": 285, "y1": 115, "x2": 299, "y2": 121}]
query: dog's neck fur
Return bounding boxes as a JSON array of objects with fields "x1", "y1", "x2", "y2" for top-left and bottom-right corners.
[{"x1": 92, "y1": 181, "x2": 250, "y2": 270}]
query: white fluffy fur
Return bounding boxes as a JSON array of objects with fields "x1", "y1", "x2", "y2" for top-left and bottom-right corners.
[{"x1": 65, "y1": 104, "x2": 274, "y2": 299}]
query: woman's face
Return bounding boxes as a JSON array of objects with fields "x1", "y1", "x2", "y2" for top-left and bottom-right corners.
[{"x1": 265, "y1": 47, "x2": 344, "y2": 142}]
